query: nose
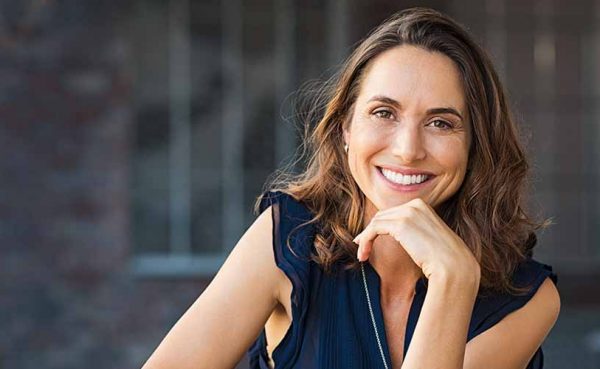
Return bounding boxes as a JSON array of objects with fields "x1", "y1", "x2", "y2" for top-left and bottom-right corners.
[{"x1": 391, "y1": 123, "x2": 427, "y2": 163}]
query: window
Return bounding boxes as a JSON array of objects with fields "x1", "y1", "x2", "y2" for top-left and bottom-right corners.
[{"x1": 129, "y1": 0, "x2": 303, "y2": 276}]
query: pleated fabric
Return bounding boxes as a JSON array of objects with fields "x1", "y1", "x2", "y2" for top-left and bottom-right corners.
[{"x1": 247, "y1": 191, "x2": 558, "y2": 369}]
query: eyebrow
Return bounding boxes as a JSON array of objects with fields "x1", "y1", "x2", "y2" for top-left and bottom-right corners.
[{"x1": 367, "y1": 95, "x2": 464, "y2": 121}]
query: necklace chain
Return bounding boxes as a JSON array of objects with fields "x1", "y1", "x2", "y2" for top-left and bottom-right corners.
[{"x1": 360, "y1": 262, "x2": 389, "y2": 369}]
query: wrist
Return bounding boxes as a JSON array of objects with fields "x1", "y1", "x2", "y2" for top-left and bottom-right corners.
[{"x1": 428, "y1": 269, "x2": 480, "y2": 295}]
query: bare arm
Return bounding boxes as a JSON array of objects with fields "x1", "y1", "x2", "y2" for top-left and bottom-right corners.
[
  {"x1": 402, "y1": 274, "x2": 560, "y2": 369},
  {"x1": 464, "y1": 277, "x2": 560, "y2": 369},
  {"x1": 401, "y1": 272, "x2": 480, "y2": 369},
  {"x1": 354, "y1": 199, "x2": 560, "y2": 369},
  {"x1": 141, "y1": 206, "x2": 285, "y2": 369}
]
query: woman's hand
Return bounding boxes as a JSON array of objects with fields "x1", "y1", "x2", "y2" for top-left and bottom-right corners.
[{"x1": 353, "y1": 198, "x2": 480, "y2": 283}]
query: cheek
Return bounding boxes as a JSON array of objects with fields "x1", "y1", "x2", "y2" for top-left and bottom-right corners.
[
  {"x1": 356, "y1": 134, "x2": 384, "y2": 154},
  {"x1": 428, "y1": 137, "x2": 469, "y2": 171},
  {"x1": 350, "y1": 121, "x2": 389, "y2": 153},
  {"x1": 347, "y1": 125, "x2": 387, "y2": 181}
]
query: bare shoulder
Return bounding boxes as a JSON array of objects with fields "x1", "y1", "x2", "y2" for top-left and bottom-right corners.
[
  {"x1": 213, "y1": 204, "x2": 291, "y2": 314},
  {"x1": 232, "y1": 205, "x2": 289, "y2": 301},
  {"x1": 464, "y1": 277, "x2": 561, "y2": 369}
]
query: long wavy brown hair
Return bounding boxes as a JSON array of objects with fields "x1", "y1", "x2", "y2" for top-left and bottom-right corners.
[{"x1": 254, "y1": 7, "x2": 551, "y2": 296}]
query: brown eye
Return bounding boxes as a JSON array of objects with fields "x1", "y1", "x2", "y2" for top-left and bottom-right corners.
[
  {"x1": 373, "y1": 109, "x2": 394, "y2": 120},
  {"x1": 430, "y1": 119, "x2": 453, "y2": 129}
]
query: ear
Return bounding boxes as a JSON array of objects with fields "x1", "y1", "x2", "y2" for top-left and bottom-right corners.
[{"x1": 342, "y1": 118, "x2": 352, "y2": 145}]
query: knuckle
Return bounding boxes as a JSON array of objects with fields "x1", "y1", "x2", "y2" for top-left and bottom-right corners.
[
  {"x1": 370, "y1": 218, "x2": 382, "y2": 227},
  {"x1": 410, "y1": 198, "x2": 428, "y2": 210},
  {"x1": 399, "y1": 208, "x2": 414, "y2": 219},
  {"x1": 373, "y1": 210, "x2": 387, "y2": 220},
  {"x1": 390, "y1": 224, "x2": 403, "y2": 238},
  {"x1": 394, "y1": 216, "x2": 409, "y2": 230},
  {"x1": 395, "y1": 213, "x2": 410, "y2": 226}
]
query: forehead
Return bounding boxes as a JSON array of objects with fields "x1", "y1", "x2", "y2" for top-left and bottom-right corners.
[{"x1": 357, "y1": 45, "x2": 466, "y2": 113}]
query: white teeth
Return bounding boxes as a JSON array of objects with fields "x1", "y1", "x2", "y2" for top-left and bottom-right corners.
[{"x1": 380, "y1": 168, "x2": 429, "y2": 185}]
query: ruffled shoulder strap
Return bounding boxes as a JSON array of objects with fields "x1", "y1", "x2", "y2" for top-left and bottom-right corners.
[
  {"x1": 258, "y1": 190, "x2": 316, "y2": 290},
  {"x1": 468, "y1": 258, "x2": 559, "y2": 368},
  {"x1": 248, "y1": 190, "x2": 318, "y2": 368}
]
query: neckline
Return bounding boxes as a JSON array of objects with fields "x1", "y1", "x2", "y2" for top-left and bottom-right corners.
[{"x1": 364, "y1": 261, "x2": 427, "y2": 367}]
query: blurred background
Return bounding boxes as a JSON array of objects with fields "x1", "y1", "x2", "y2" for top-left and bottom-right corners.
[{"x1": 1, "y1": 0, "x2": 599, "y2": 368}]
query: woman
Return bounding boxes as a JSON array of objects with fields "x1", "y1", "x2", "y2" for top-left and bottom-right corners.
[{"x1": 142, "y1": 7, "x2": 560, "y2": 369}]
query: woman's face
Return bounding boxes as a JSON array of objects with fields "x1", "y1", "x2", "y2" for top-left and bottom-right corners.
[{"x1": 343, "y1": 45, "x2": 471, "y2": 218}]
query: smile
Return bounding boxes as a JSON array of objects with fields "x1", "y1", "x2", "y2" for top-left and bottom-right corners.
[
  {"x1": 376, "y1": 166, "x2": 435, "y2": 192},
  {"x1": 380, "y1": 168, "x2": 430, "y2": 184}
]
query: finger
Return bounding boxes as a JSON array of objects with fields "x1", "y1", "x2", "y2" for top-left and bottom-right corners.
[
  {"x1": 359, "y1": 219, "x2": 405, "y2": 253},
  {"x1": 353, "y1": 234, "x2": 362, "y2": 260},
  {"x1": 374, "y1": 204, "x2": 423, "y2": 221},
  {"x1": 370, "y1": 206, "x2": 435, "y2": 237},
  {"x1": 371, "y1": 199, "x2": 424, "y2": 218},
  {"x1": 356, "y1": 221, "x2": 389, "y2": 262},
  {"x1": 358, "y1": 233, "x2": 373, "y2": 261},
  {"x1": 356, "y1": 235, "x2": 370, "y2": 261},
  {"x1": 354, "y1": 232, "x2": 373, "y2": 262}
]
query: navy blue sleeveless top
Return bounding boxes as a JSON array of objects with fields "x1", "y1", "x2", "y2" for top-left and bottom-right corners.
[{"x1": 248, "y1": 191, "x2": 559, "y2": 369}]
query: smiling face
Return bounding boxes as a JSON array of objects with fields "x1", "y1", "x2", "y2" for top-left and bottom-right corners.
[{"x1": 343, "y1": 44, "x2": 472, "y2": 219}]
